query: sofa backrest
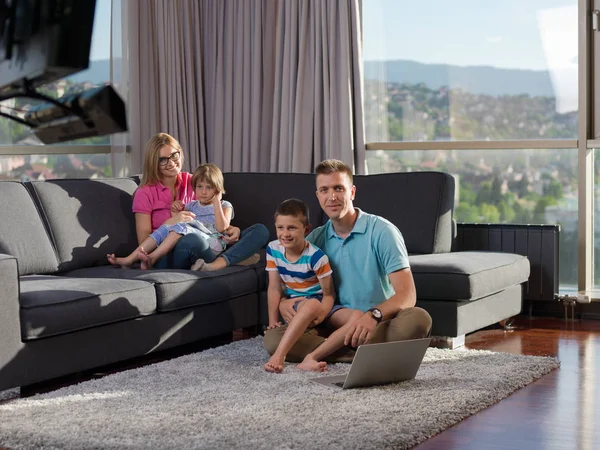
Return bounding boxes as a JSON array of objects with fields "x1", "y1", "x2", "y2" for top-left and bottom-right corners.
[
  {"x1": 352, "y1": 172, "x2": 455, "y2": 254},
  {"x1": 28, "y1": 178, "x2": 139, "y2": 272},
  {"x1": 0, "y1": 181, "x2": 60, "y2": 275},
  {"x1": 224, "y1": 173, "x2": 324, "y2": 241}
]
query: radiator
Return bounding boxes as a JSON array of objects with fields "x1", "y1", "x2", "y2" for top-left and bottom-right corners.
[{"x1": 453, "y1": 223, "x2": 560, "y2": 302}]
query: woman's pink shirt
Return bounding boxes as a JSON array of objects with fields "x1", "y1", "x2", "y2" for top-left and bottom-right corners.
[{"x1": 132, "y1": 172, "x2": 195, "y2": 231}]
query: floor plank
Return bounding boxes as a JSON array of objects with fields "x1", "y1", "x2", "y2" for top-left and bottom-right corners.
[{"x1": 415, "y1": 316, "x2": 600, "y2": 449}]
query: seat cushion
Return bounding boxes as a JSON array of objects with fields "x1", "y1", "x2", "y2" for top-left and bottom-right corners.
[
  {"x1": 19, "y1": 275, "x2": 156, "y2": 340},
  {"x1": 0, "y1": 182, "x2": 59, "y2": 275},
  {"x1": 409, "y1": 251, "x2": 530, "y2": 301},
  {"x1": 65, "y1": 265, "x2": 259, "y2": 312}
]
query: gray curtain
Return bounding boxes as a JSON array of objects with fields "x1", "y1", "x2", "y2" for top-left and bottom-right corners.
[{"x1": 125, "y1": 0, "x2": 365, "y2": 174}]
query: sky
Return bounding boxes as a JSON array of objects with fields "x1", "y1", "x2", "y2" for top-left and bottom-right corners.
[
  {"x1": 363, "y1": 0, "x2": 577, "y2": 71},
  {"x1": 89, "y1": 0, "x2": 112, "y2": 61}
]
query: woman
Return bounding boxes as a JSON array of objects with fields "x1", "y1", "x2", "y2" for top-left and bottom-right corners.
[{"x1": 132, "y1": 132, "x2": 269, "y2": 270}]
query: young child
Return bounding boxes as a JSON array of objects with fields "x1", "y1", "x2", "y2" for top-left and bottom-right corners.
[
  {"x1": 264, "y1": 199, "x2": 363, "y2": 373},
  {"x1": 107, "y1": 163, "x2": 232, "y2": 270}
]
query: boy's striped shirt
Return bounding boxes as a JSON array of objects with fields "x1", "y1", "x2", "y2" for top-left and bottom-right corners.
[{"x1": 266, "y1": 240, "x2": 332, "y2": 298}]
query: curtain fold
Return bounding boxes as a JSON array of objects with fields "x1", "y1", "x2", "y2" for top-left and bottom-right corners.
[{"x1": 124, "y1": 0, "x2": 364, "y2": 174}]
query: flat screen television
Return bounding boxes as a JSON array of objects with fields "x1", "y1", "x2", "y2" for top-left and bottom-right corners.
[{"x1": 0, "y1": 0, "x2": 96, "y2": 98}]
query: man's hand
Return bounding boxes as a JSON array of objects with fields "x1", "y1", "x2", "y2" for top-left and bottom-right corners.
[
  {"x1": 222, "y1": 226, "x2": 241, "y2": 244},
  {"x1": 278, "y1": 298, "x2": 297, "y2": 323},
  {"x1": 344, "y1": 312, "x2": 377, "y2": 347}
]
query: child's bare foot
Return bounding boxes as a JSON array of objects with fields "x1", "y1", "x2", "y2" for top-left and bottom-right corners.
[
  {"x1": 297, "y1": 357, "x2": 328, "y2": 372},
  {"x1": 106, "y1": 253, "x2": 133, "y2": 269},
  {"x1": 264, "y1": 354, "x2": 285, "y2": 373},
  {"x1": 137, "y1": 248, "x2": 154, "y2": 270}
]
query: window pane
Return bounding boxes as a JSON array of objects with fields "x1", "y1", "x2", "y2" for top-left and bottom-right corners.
[
  {"x1": 0, "y1": 0, "x2": 112, "y2": 146},
  {"x1": 366, "y1": 148, "x2": 577, "y2": 290},
  {"x1": 363, "y1": 0, "x2": 578, "y2": 142},
  {"x1": 0, "y1": 154, "x2": 111, "y2": 180}
]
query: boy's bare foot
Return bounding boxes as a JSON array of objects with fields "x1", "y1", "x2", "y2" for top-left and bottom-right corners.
[
  {"x1": 106, "y1": 253, "x2": 132, "y2": 269},
  {"x1": 236, "y1": 253, "x2": 260, "y2": 266},
  {"x1": 137, "y1": 248, "x2": 154, "y2": 270},
  {"x1": 297, "y1": 357, "x2": 328, "y2": 372},
  {"x1": 264, "y1": 354, "x2": 285, "y2": 373}
]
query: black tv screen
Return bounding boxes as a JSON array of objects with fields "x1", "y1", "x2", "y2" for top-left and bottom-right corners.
[{"x1": 0, "y1": 0, "x2": 96, "y2": 98}]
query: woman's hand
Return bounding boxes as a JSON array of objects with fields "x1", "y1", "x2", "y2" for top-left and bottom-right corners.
[
  {"x1": 171, "y1": 200, "x2": 184, "y2": 215},
  {"x1": 222, "y1": 226, "x2": 241, "y2": 244},
  {"x1": 167, "y1": 210, "x2": 196, "y2": 225}
]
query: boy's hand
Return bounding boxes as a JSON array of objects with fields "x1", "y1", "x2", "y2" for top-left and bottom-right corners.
[
  {"x1": 310, "y1": 307, "x2": 329, "y2": 327},
  {"x1": 279, "y1": 298, "x2": 296, "y2": 323},
  {"x1": 263, "y1": 322, "x2": 283, "y2": 335}
]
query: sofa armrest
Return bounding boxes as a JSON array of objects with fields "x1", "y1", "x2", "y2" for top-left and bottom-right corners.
[{"x1": 0, "y1": 253, "x2": 25, "y2": 388}]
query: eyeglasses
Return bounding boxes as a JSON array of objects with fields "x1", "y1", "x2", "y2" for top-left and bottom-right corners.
[{"x1": 158, "y1": 151, "x2": 181, "y2": 167}]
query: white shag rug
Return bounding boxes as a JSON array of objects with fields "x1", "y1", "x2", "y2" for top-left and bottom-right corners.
[{"x1": 0, "y1": 337, "x2": 559, "y2": 450}]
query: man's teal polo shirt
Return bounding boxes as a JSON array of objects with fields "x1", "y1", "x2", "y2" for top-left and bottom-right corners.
[{"x1": 307, "y1": 209, "x2": 410, "y2": 311}]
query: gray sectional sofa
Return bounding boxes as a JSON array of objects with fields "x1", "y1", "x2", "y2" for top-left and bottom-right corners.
[{"x1": 0, "y1": 171, "x2": 529, "y2": 392}]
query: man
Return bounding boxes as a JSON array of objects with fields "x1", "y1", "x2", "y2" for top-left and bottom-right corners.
[{"x1": 263, "y1": 159, "x2": 432, "y2": 362}]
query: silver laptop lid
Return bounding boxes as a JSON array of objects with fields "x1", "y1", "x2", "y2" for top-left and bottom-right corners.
[{"x1": 342, "y1": 338, "x2": 431, "y2": 389}]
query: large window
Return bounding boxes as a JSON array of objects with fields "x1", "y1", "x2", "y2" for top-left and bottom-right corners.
[
  {"x1": 363, "y1": 0, "x2": 578, "y2": 143},
  {"x1": 0, "y1": 0, "x2": 114, "y2": 181},
  {"x1": 363, "y1": 0, "x2": 581, "y2": 293}
]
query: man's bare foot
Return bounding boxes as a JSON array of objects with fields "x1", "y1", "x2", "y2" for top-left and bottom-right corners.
[
  {"x1": 297, "y1": 357, "x2": 328, "y2": 372},
  {"x1": 106, "y1": 253, "x2": 133, "y2": 269},
  {"x1": 264, "y1": 354, "x2": 285, "y2": 373},
  {"x1": 236, "y1": 253, "x2": 260, "y2": 266},
  {"x1": 137, "y1": 248, "x2": 154, "y2": 270}
]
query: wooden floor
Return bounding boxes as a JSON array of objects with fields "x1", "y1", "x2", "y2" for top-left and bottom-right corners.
[
  {"x1": 416, "y1": 316, "x2": 600, "y2": 450},
  {"x1": 2, "y1": 316, "x2": 600, "y2": 449}
]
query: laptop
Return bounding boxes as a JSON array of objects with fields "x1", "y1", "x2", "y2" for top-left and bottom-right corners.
[{"x1": 310, "y1": 338, "x2": 431, "y2": 389}]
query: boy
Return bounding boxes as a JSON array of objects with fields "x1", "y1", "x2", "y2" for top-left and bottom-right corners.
[{"x1": 264, "y1": 199, "x2": 363, "y2": 373}]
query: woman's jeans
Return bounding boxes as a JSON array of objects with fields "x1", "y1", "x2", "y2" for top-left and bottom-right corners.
[{"x1": 154, "y1": 223, "x2": 269, "y2": 269}]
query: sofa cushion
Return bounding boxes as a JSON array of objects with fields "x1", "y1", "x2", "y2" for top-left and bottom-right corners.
[
  {"x1": 409, "y1": 251, "x2": 530, "y2": 301},
  {"x1": 64, "y1": 265, "x2": 259, "y2": 312},
  {"x1": 223, "y1": 172, "x2": 324, "y2": 241},
  {"x1": 353, "y1": 172, "x2": 455, "y2": 254},
  {"x1": 19, "y1": 275, "x2": 156, "y2": 340},
  {"x1": 28, "y1": 178, "x2": 139, "y2": 272},
  {"x1": 0, "y1": 182, "x2": 59, "y2": 275}
]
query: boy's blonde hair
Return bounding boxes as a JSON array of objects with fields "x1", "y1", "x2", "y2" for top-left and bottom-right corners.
[
  {"x1": 140, "y1": 133, "x2": 183, "y2": 186},
  {"x1": 192, "y1": 163, "x2": 225, "y2": 194},
  {"x1": 314, "y1": 159, "x2": 353, "y2": 184}
]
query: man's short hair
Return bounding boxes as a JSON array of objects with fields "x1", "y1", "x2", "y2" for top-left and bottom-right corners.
[
  {"x1": 274, "y1": 198, "x2": 310, "y2": 226},
  {"x1": 314, "y1": 159, "x2": 353, "y2": 184}
]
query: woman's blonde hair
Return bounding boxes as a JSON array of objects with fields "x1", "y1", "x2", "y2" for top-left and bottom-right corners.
[
  {"x1": 140, "y1": 133, "x2": 184, "y2": 186},
  {"x1": 192, "y1": 163, "x2": 225, "y2": 194}
]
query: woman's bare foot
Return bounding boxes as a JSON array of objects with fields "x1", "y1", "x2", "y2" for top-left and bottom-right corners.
[
  {"x1": 199, "y1": 257, "x2": 227, "y2": 271},
  {"x1": 236, "y1": 253, "x2": 260, "y2": 266},
  {"x1": 137, "y1": 248, "x2": 155, "y2": 270},
  {"x1": 297, "y1": 357, "x2": 328, "y2": 372},
  {"x1": 106, "y1": 253, "x2": 133, "y2": 269},
  {"x1": 264, "y1": 354, "x2": 285, "y2": 373},
  {"x1": 190, "y1": 259, "x2": 205, "y2": 271}
]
